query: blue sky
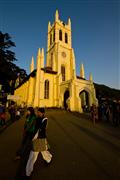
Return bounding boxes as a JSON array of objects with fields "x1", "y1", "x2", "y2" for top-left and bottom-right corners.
[{"x1": 0, "y1": 0, "x2": 119, "y2": 89}]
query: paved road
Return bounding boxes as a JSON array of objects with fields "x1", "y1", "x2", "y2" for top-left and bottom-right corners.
[{"x1": 0, "y1": 109, "x2": 120, "y2": 180}]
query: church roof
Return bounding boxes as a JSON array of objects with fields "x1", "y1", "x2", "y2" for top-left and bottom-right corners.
[
  {"x1": 76, "y1": 75, "x2": 86, "y2": 80},
  {"x1": 41, "y1": 67, "x2": 57, "y2": 74},
  {"x1": 15, "y1": 69, "x2": 36, "y2": 90},
  {"x1": 15, "y1": 67, "x2": 57, "y2": 90}
]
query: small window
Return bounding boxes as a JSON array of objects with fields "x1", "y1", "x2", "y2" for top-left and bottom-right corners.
[
  {"x1": 44, "y1": 80, "x2": 49, "y2": 99},
  {"x1": 50, "y1": 53, "x2": 53, "y2": 68},
  {"x1": 65, "y1": 33, "x2": 68, "y2": 43},
  {"x1": 53, "y1": 30, "x2": 55, "y2": 42},
  {"x1": 59, "y1": 30, "x2": 62, "y2": 41},
  {"x1": 61, "y1": 66, "x2": 65, "y2": 81},
  {"x1": 50, "y1": 34, "x2": 52, "y2": 45}
]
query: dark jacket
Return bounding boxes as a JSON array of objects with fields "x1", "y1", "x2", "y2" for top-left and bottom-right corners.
[{"x1": 34, "y1": 116, "x2": 47, "y2": 139}]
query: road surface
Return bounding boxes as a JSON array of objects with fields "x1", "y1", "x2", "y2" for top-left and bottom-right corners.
[{"x1": 0, "y1": 109, "x2": 120, "y2": 180}]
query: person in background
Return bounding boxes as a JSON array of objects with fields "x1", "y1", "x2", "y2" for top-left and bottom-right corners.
[
  {"x1": 8, "y1": 102, "x2": 16, "y2": 122},
  {"x1": 15, "y1": 107, "x2": 36, "y2": 160},
  {"x1": 105, "y1": 104, "x2": 110, "y2": 122},
  {"x1": 15, "y1": 108, "x2": 21, "y2": 120},
  {"x1": 90, "y1": 104, "x2": 98, "y2": 124},
  {"x1": 26, "y1": 107, "x2": 52, "y2": 177},
  {"x1": 0, "y1": 108, "x2": 6, "y2": 126},
  {"x1": 115, "y1": 101, "x2": 120, "y2": 126}
]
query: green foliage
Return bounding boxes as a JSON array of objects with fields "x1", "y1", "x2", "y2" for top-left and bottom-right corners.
[
  {"x1": 0, "y1": 31, "x2": 27, "y2": 93},
  {"x1": 94, "y1": 83, "x2": 120, "y2": 101}
]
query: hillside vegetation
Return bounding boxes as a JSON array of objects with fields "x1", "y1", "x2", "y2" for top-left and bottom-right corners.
[{"x1": 94, "y1": 83, "x2": 120, "y2": 101}]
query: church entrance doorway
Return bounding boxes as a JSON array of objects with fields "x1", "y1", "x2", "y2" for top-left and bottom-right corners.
[
  {"x1": 64, "y1": 90, "x2": 70, "y2": 110},
  {"x1": 79, "y1": 90, "x2": 89, "y2": 112}
]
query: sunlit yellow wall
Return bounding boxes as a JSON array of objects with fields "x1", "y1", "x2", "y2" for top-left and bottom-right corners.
[{"x1": 14, "y1": 10, "x2": 98, "y2": 112}]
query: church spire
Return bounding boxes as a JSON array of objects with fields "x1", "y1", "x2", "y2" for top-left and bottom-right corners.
[
  {"x1": 28, "y1": 56, "x2": 35, "y2": 106},
  {"x1": 37, "y1": 48, "x2": 41, "y2": 58},
  {"x1": 41, "y1": 48, "x2": 44, "y2": 68},
  {"x1": 41, "y1": 48, "x2": 44, "y2": 57},
  {"x1": 68, "y1": 18, "x2": 71, "y2": 29},
  {"x1": 55, "y1": 9, "x2": 59, "y2": 21},
  {"x1": 48, "y1": 21, "x2": 51, "y2": 31},
  {"x1": 33, "y1": 48, "x2": 41, "y2": 107},
  {"x1": 89, "y1": 73, "x2": 93, "y2": 82},
  {"x1": 30, "y1": 56, "x2": 34, "y2": 72},
  {"x1": 80, "y1": 63, "x2": 85, "y2": 79}
]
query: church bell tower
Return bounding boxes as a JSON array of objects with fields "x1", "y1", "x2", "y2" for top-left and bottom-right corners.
[{"x1": 46, "y1": 10, "x2": 76, "y2": 81}]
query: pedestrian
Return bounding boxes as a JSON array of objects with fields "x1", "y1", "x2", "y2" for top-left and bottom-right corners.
[
  {"x1": 26, "y1": 107, "x2": 52, "y2": 177},
  {"x1": 15, "y1": 108, "x2": 21, "y2": 120},
  {"x1": 90, "y1": 104, "x2": 98, "y2": 124},
  {"x1": 112, "y1": 101, "x2": 117, "y2": 126},
  {"x1": 105, "y1": 104, "x2": 110, "y2": 122},
  {"x1": 98, "y1": 104, "x2": 102, "y2": 121},
  {"x1": 8, "y1": 102, "x2": 16, "y2": 122},
  {"x1": 115, "y1": 101, "x2": 120, "y2": 126},
  {"x1": 15, "y1": 107, "x2": 36, "y2": 160},
  {"x1": 0, "y1": 108, "x2": 6, "y2": 126}
]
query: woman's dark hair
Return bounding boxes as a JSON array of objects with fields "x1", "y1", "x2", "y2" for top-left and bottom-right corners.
[
  {"x1": 38, "y1": 107, "x2": 45, "y2": 113},
  {"x1": 27, "y1": 107, "x2": 35, "y2": 116}
]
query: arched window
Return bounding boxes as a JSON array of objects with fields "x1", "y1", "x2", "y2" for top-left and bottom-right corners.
[
  {"x1": 53, "y1": 30, "x2": 55, "y2": 42},
  {"x1": 65, "y1": 33, "x2": 68, "y2": 43},
  {"x1": 61, "y1": 66, "x2": 65, "y2": 81},
  {"x1": 79, "y1": 90, "x2": 89, "y2": 112},
  {"x1": 59, "y1": 30, "x2": 62, "y2": 41},
  {"x1": 44, "y1": 80, "x2": 49, "y2": 99},
  {"x1": 50, "y1": 34, "x2": 52, "y2": 45},
  {"x1": 50, "y1": 53, "x2": 53, "y2": 69}
]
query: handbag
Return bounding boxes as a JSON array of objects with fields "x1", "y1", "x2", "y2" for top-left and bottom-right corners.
[{"x1": 32, "y1": 138, "x2": 47, "y2": 152}]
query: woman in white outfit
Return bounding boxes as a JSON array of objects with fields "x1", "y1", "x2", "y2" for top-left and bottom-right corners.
[{"x1": 26, "y1": 107, "x2": 52, "y2": 177}]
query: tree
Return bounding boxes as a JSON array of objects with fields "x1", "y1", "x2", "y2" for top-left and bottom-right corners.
[
  {"x1": 94, "y1": 83, "x2": 120, "y2": 102},
  {"x1": 0, "y1": 31, "x2": 16, "y2": 83},
  {"x1": 0, "y1": 31, "x2": 27, "y2": 94},
  {"x1": 0, "y1": 31, "x2": 16, "y2": 62}
]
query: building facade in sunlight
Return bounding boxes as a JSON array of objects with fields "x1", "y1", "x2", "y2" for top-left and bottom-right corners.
[{"x1": 14, "y1": 10, "x2": 98, "y2": 112}]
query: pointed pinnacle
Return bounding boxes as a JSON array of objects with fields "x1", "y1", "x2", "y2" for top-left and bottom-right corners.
[{"x1": 38, "y1": 48, "x2": 41, "y2": 57}]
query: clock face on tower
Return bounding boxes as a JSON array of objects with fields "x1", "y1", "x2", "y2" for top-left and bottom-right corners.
[{"x1": 61, "y1": 51, "x2": 66, "y2": 58}]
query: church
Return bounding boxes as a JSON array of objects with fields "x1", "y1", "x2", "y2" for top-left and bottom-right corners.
[{"x1": 14, "y1": 10, "x2": 98, "y2": 112}]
